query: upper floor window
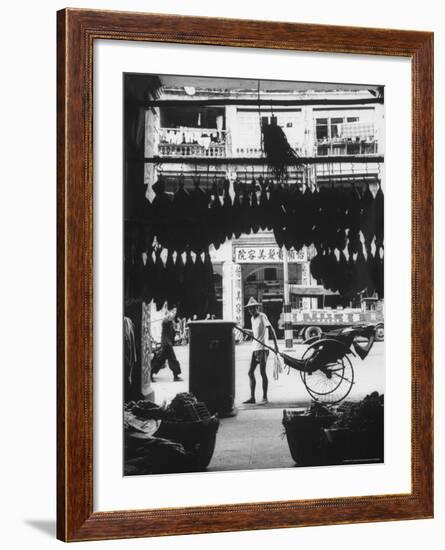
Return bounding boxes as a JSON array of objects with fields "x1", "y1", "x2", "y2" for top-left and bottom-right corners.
[
  {"x1": 330, "y1": 118, "x2": 344, "y2": 138},
  {"x1": 160, "y1": 106, "x2": 225, "y2": 129},
  {"x1": 316, "y1": 116, "x2": 361, "y2": 141},
  {"x1": 315, "y1": 118, "x2": 329, "y2": 140}
]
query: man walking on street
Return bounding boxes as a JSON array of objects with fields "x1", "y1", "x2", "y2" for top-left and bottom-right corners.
[
  {"x1": 242, "y1": 297, "x2": 279, "y2": 405},
  {"x1": 151, "y1": 306, "x2": 183, "y2": 381}
]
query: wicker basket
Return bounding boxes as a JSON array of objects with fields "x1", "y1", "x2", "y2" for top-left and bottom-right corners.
[
  {"x1": 155, "y1": 415, "x2": 220, "y2": 470},
  {"x1": 282, "y1": 411, "x2": 336, "y2": 466}
]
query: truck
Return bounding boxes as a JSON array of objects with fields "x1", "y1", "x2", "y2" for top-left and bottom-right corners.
[{"x1": 279, "y1": 287, "x2": 384, "y2": 342}]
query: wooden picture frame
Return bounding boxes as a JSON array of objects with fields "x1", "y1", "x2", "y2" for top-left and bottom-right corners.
[{"x1": 57, "y1": 8, "x2": 433, "y2": 542}]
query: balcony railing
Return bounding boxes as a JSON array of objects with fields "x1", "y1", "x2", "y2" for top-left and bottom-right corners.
[
  {"x1": 158, "y1": 127, "x2": 228, "y2": 157},
  {"x1": 158, "y1": 143, "x2": 227, "y2": 157},
  {"x1": 233, "y1": 145, "x2": 304, "y2": 158}
]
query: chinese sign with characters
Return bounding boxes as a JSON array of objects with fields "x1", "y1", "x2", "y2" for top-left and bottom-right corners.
[
  {"x1": 234, "y1": 246, "x2": 307, "y2": 263},
  {"x1": 291, "y1": 309, "x2": 384, "y2": 325},
  {"x1": 232, "y1": 264, "x2": 243, "y2": 326}
]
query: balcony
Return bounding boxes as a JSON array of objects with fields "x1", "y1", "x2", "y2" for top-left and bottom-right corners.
[{"x1": 158, "y1": 127, "x2": 228, "y2": 157}]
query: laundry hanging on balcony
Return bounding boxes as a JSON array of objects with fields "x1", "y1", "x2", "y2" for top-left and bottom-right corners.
[{"x1": 339, "y1": 121, "x2": 375, "y2": 140}]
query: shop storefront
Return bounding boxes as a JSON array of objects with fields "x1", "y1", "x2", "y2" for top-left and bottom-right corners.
[{"x1": 209, "y1": 234, "x2": 318, "y2": 336}]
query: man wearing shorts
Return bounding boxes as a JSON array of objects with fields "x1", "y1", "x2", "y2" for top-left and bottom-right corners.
[{"x1": 243, "y1": 297, "x2": 278, "y2": 405}]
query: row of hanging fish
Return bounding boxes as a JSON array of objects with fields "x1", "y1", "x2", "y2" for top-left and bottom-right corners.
[
  {"x1": 310, "y1": 245, "x2": 384, "y2": 299},
  {"x1": 125, "y1": 247, "x2": 217, "y2": 319},
  {"x1": 130, "y1": 175, "x2": 384, "y2": 257}
]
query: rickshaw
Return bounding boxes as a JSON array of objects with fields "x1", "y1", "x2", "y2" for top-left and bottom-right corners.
[{"x1": 236, "y1": 323, "x2": 377, "y2": 404}]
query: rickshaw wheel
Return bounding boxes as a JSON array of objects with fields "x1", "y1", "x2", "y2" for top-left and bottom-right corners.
[{"x1": 300, "y1": 339, "x2": 355, "y2": 404}]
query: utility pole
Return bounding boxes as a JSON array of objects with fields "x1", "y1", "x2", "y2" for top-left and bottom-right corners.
[{"x1": 282, "y1": 246, "x2": 293, "y2": 349}]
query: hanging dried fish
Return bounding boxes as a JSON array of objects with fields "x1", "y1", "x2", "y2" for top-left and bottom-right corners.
[
  {"x1": 287, "y1": 184, "x2": 304, "y2": 252},
  {"x1": 151, "y1": 177, "x2": 172, "y2": 250},
  {"x1": 170, "y1": 177, "x2": 191, "y2": 253},
  {"x1": 240, "y1": 180, "x2": 252, "y2": 235},
  {"x1": 250, "y1": 177, "x2": 261, "y2": 234},
  {"x1": 222, "y1": 178, "x2": 233, "y2": 241},
  {"x1": 174, "y1": 252, "x2": 186, "y2": 313},
  {"x1": 257, "y1": 176, "x2": 269, "y2": 231},
  {"x1": 153, "y1": 248, "x2": 167, "y2": 310},
  {"x1": 164, "y1": 250, "x2": 180, "y2": 308},
  {"x1": 188, "y1": 176, "x2": 210, "y2": 253},
  {"x1": 181, "y1": 250, "x2": 195, "y2": 319},
  {"x1": 262, "y1": 178, "x2": 275, "y2": 231},
  {"x1": 270, "y1": 181, "x2": 287, "y2": 248},
  {"x1": 208, "y1": 179, "x2": 224, "y2": 249},
  {"x1": 345, "y1": 183, "x2": 362, "y2": 254},
  {"x1": 301, "y1": 185, "x2": 317, "y2": 248},
  {"x1": 375, "y1": 183, "x2": 384, "y2": 248},
  {"x1": 231, "y1": 179, "x2": 243, "y2": 239},
  {"x1": 360, "y1": 184, "x2": 377, "y2": 247},
  {"x1": 141, "y1": 250, "x2": 155, "y2": 304},
  {"x1": 203, "y1": 251, "x2": 217, "y2": 316}
]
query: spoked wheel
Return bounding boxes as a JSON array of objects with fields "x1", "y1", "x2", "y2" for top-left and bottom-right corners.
[{"x1": 300, "y1": 339, "x2": 355, "y2": 403}]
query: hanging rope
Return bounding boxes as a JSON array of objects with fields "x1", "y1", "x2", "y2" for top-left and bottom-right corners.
[{"x1": 257, "y1": 79, "x2": 263, "y2": 156}]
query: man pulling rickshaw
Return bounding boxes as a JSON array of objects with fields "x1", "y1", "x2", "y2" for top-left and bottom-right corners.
[{"x1": 237, "y1": 298, "x2": 377, "y2": 404}]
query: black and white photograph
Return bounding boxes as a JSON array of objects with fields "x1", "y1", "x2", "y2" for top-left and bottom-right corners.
[{"x1": 123, "y1": 73, "x2": 385, "y2": 476}]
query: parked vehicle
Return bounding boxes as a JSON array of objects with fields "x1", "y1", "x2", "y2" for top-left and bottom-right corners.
[{"x1": 279, "y1": 290, "x2": 384, "y2": 341}]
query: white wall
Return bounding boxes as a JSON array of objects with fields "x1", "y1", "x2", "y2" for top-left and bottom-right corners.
[{"x1": 0, "y1": 1, "x2": 443, "y2": 549}]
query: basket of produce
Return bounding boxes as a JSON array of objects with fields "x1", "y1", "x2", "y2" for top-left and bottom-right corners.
[
  {"x1": 124, "y1": 393, "x2": 220, "y2": 474},
  {"x1": 282, "y1": 402, "x2": 337, "y2": 466},
  {"x1": 324, "y1": 392, "x2": 384, "y2": 462},
  {"x1": 154, "y1": 393, "x2": 220, "y2": 470}
]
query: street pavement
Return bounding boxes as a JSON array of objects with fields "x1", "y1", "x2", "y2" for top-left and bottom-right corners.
[
  {"x1": 150, "y1": 340, "x2": 385, "y2": 472},
  {"x1": 150, "y1": 340, "x2": 385, "y2": 408}
]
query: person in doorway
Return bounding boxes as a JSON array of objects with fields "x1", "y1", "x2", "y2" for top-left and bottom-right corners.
[
  {"x1": 243, "y1": 297, "x2": 278, "y2": 405},
  {"x1": 151, "y1": 306, "x2": 183, "y2": 382}
]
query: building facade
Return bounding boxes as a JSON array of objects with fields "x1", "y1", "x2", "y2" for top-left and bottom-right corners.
[{"x1": 143, "y1": 77, "x2": 384, "y2": 334}]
